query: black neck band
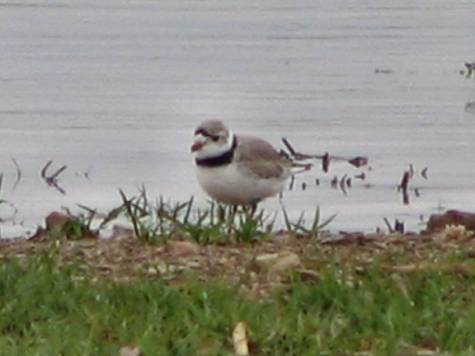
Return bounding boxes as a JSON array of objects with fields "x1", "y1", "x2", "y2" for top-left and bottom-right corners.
[{"x1": 196, "y1": 136, "x2": 237, "y2": 167}]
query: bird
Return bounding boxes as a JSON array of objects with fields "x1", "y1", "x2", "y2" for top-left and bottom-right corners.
[{"x1": 191, "y1": 119, "x2": 306, "y2": 211}]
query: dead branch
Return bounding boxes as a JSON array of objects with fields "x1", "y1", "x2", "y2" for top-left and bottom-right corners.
[
  {"x1": 383, "y1": 217, "x2": 405, "y2": 234},
  {"x1": 288, "y1": 175, "x2": 295, "y2": 191},
  {"x1": 465, "y1": 62, "x2": 474, "y2": 78},
  {"x1": 322, "y1": 152, "x2": 330, "y2": 172},
  {"x1": 398, "y1": 170, "x2": 411, "y2": 205},
  {"x1": 281, "y1": 137, "x2": 368, "y2": 170},
  {"x1": 354, "y1": 172, "x2": 366, "y2": 180},
  {"x1": 383, "y1": 217, "x2": 394, "y2": 233},
  {"x1": 41, "y1": 160, "x2": 53, "y2": 179},
  {"x1": 339, "y1": 174, "x2": 348, "y2": 195},
  {"x1": 421, "y1": 167, "x2": 428, "y2": 179},
  {"x1": 331, "y1": 176, "x2": 338, "y2": 188},
  {"x1": 41, "y1": 160, "x2": 67, "y2": 195},
  {"x1": 50, "y1": 165, "x2": 67, "y2": 180},
  {"x1": 11, "y1": 157, "x2": 22, "y2": 190},
  {"x1": 395, "y1": 219, "x2": 405, "y2": 233}
]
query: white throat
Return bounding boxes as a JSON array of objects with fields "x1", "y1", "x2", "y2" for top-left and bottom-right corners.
[{"x1": 194, "y1": 130, "x2": 235, "y2": 160}]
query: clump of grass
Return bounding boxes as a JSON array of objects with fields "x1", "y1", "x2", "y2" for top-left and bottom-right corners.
[
  {"x1": 282, "y1": 205, "x2": 336, "y2": 238},
  {"x1": 32, "y1": 207, "x2": 99, "y2": 241},
  {"x1": 49, "y1": 187, "x2": 334, "y2": 244},
  {"x1": 118, "y1": 188, "x2": 277, "y2": 244},
  {"x1": 181, "y1": 202, "x2": 277, "y2": 244},
  {"x1": 119, "y1": 187, "x2": 159, "y2": 243}
]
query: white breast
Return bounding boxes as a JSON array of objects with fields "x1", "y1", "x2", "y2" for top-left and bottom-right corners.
[{"x1": 196, "y1": 163, "x2": 288, "y2": 205}]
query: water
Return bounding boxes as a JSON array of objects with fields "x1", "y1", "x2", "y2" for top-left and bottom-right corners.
[{"x1": 1, "y1": 0, "x2": 475, "y2": 237}]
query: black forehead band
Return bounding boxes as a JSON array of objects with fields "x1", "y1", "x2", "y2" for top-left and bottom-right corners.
[
  {"x1": 194, "y1": 128, "x2": 220, "y2": 140},
  {"x1": 194, "y1": 128, "x2": 207, "y2": 136}
]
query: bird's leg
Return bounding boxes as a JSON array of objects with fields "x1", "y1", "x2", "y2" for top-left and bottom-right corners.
[
  {"x1": 249, "y1": 202, "x2": 257, "y2": 218},
  {"x1": 226, "y1": 204, "x2": 238, "y2": 236},
  {"x1": 229, "y1": 205, "x2": 238, "y2": 223},
  {"x1": 242, "y1": 199, "x2": 260, "y2": 219}
]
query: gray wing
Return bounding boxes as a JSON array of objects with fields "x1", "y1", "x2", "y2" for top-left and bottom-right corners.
[{"x1": 234, "y1": 135, "x2": 291, "y2": 179}]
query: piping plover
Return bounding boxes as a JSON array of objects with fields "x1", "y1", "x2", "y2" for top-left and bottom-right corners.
[{"x1": 191, "y1": 120, "x2": 301, "y2": 207}]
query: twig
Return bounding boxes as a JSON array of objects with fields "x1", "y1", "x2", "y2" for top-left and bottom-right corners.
[
  {"x1": 383, "y1": 217, "x2": 394, "y2": 233},
  {"x1": 119, "y1": 189, "x2": 141, "y2": 239},
  {"x1": 41, "y1": 160, "x2": 67, "y2": 195},
  {"x1": 465, "y1": 62, "x2": 474, "y2": 78},
  {"x1": 322, "y1": 152, "x2": 330, "y2": 172},
  {"x1": 348, "y1": 156, "x2": 368, "y2": 168},
  {"x1": 288, "y1": 175, "x2": 295, "y2": 191},
  {"x1": 331, "y1": 176, "x2": 338, "y2": 188},
  {"x1": 281, "y1": 137, "x2": 368, "y2": 170},
  {"x1": 49, "y1": 165, "x2": 67, "y2": 180},
  {"x1": 41, "y1": 160, "x2": 53, "y2": 179},
  {"x1": 354, "y1": 172, "x2": 366, "y2": 180},
  {"x1": 281, "y1": 137, "x2": 296, "y2": 156},
  {"x1": 395, "y1": 219, "x2": 405, "y2": 233},
  {"x1": 398, "y1": 170, "x2": 411, "y2": 205},
  {"x1": 11, "y1": 158, "x2": 22, "y2": 190},
  {"x1": 339, "y1": 174, "x2": 348, "y2": 195},
  {"x1": 421, "y1": 167, "x2": 428, "y2": 179},
  {"x1": 346, "y1": 177, "x2": 352, "y2": 188}
]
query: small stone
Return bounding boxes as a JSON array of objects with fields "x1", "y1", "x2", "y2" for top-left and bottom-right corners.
[
  {"x1": 168, "y1": 264, "x2": 185, "y2": 273},
  {"x1": 271, "y1": 232, "x2": 293, "y2": 243},
  {"x1": 166, "y1": 240, "x2": 200, "y2": 257},
  {"x1": 28, "y1": 227, "x2": 47, "y2": 241},
  {"x1": 185, "y1": 260, "x2": 201, "y2": 269},
  {"x1": 156, "y1": 262, "x2": 168, "y2": 274},
  {"x1": 120, "y1": 346, "x2": 142, "y2": 356},
  {"x1": 45, "y1": 211, "x2": 73, "y2": 231},
  {"x1": 442, "y1": 224, "x2": 473, "y2": 241},
  {"x1": 232, "y1": 322, "x2": 249, "y2": 356},
  {"x1": 109, "y1": 225, "x2": 135, "y2": 240},
  {"x1": 427, "y1": 210, "x2": 475, "y2": 233},
  {"x1": 452, "y1": 263, "x2": 472, "y2": 277},
  {"x1": 297, "y1": 269, "x2": 321, "y2": 283},
  {"x1": 146, "y1": 266, "x2": 158, "y2": 275},
  {"x1": 254, "y1": 253, "x2": 280, "y2": 268},
  {"x1": 269, "y1": 253, "x2": 301, "y2": 275}
]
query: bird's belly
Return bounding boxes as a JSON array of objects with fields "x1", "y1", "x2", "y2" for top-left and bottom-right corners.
[{"x1": 196, "y1": 164, "x2": 286, "y2": 205}]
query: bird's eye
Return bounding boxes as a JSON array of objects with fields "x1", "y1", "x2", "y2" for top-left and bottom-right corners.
[{"x1": 211, "y1": 135, "x2": 219, "y2": 142}]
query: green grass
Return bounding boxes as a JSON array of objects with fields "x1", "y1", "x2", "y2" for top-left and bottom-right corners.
[
  {"x1": 1, "y1": 254, "x2": 475, "y2": 355},
  {"x1": 41, "y1": 190, "x2": 335, "y2": 244},
  {"x1": 118, "y1": 190, "x2": 279, "y2": 244}
]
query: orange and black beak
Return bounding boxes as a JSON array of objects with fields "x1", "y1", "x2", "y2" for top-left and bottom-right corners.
[{"x1": 191, "y1": 141, "x2": 204, "y2": 152}]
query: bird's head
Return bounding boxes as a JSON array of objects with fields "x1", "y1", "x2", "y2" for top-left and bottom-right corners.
[{"x1": 191, "y1": 120, "x2": 233, "y2": 159}]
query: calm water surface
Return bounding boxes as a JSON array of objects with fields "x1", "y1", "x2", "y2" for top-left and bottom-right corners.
[{"x1": 1, "y1": 0, "x2": 475, "y2": 236}]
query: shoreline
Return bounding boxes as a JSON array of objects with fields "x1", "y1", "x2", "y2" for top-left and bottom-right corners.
[{"x1": 1, "y1": 224, "x2": 474, "y2": 294}]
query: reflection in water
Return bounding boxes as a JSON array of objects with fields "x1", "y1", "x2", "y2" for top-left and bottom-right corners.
[{"x1": 465, "y1": 101, "x2": 475, "y2": 114}]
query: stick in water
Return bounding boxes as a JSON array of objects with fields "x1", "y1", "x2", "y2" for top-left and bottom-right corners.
[{"x1": 281, "y1": 137, "x2": 368, "y2": 169}]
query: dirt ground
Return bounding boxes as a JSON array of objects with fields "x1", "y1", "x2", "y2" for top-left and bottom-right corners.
[{"x1": 2, "y1": 226, "x2": 475, "y2": 297}]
